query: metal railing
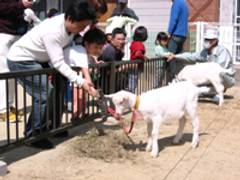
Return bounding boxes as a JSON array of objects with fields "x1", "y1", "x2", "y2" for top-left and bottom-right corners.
[{"x1": 0, "y1": 58, "x2": 166, "y2": 153}]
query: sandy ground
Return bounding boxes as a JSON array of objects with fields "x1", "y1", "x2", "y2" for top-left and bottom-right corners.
[{"x1": 1, "y1": 70, "x2": 240, "y2": 180}]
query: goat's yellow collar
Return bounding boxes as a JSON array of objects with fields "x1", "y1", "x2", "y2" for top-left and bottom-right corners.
[{"x1": 134, "y1": 95, "x2": 141, "y2": 110}]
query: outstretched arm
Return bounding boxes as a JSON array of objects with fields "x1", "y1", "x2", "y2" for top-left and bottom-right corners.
[{"x1": 167, "y1": 51, "x2": 207, "y2": 64}]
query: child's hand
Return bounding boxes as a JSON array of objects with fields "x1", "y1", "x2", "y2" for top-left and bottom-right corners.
[
  {"x1": 167, "y1": 33, "x2": 172, "y2": 39},
  {"x1": 167, "y1": 54, "x2": 176, "y2": 62},
  {"x1": 22, "y1": 0, "x2": 33, "y2": 8},
  {"x1": 82, "y1": 81, "x2": 98, "y2": 97},
  {"x1": 163, "y1": 53, "x2": 173, "y2": 59},
  {"x1": 144, "y1": 56, "x2": 149, "y2": 61},
  {"x1": 96, "y1": 60, "x2": 104, "y2": 64},
  {"x1": 89, "y1": 86, "x2": 99, "y2": 98}
]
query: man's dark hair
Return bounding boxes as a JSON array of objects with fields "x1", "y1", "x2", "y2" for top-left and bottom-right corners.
[
  {"x1": 82, "y1": 28, "x2": 107, "y2": 45},
  {"x1": 96, "y1": 0, "x2": 108, "y2": 15},
  {"x1": 112, "y1": 28, "x2": 126, "y2": 38},
  {"x1": 65, "y1": 1, "x2": 96, "y2": 22},
  {"x1": 47, "y1": 8, "x2": 59, "y2": 18},
  {"x1": 133, "y1": 26, "x2": 148, "y2": 42},
  {"x1": 155, "y1": 32, "x2": 168, "y2": 45}
]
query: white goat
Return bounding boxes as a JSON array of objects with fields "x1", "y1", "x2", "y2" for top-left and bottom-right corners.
[
  {"x1": 177, "y1": 62, "x2": 232, "y2": 106},
  {"x1": 105, "y1": 81, "x2": 209, "y2": 158}
]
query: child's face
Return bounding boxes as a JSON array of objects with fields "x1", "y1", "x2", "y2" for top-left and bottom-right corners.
[
  {"x1": 111, "y1": 33, "x2": 126, "y2": 51},
  {"x1": 106, "y1": 34, "x2": 112, "y2": 43},
  {"x1": 160, "y1": 40, "x2": 168, "y2": 47},
  {"x1": 85, "y1": 42, "x2": 104, "y2": 57}
]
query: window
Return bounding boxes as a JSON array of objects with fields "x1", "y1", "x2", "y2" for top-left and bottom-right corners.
[
  {"x1": 234, "y1": 0, "x2": 240, "y2": 63},
  {"x1": 235, "y1": 0, "x2": 240, "y2": 23},
  {"x1": 238, "y1": 0, "x2": 240, "y2": 16}
]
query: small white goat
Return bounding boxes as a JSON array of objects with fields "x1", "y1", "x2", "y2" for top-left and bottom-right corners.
[
  {"x1": 177, "y1": 62, "x2": 232, "y2": 106},
  {"x1": 105, "y1": 81, "x2": 209, "y2": 158}
]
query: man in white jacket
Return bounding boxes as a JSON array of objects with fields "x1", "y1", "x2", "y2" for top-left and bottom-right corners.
[{"x1": 7, "y1": 1, "x2": 97, "y2": 149}]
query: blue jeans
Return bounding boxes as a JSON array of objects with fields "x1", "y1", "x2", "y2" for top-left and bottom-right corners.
[
  {"x1": 7, "y1": 60, "x2": 53, "y2": 137},
  {"x1": 155, "y1": 60, "x2": 165, "y2": 88},
  {"x1": 220, "y1": 72, "x2": 235, "y2": 89},
  {"x1": 128, "y1": 72, "x2": 139, "y2": 93},
  {"x1": 167, "y1": 35, "x2": 186, "y2": 81}
]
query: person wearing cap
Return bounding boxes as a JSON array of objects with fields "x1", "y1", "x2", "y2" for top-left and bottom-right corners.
[
  {"x1": 111, "y1": 0, "x2": 139, "y2": 21},
  {"x1": 167, "y1": 27, "x2": 236, "y2": 90}
]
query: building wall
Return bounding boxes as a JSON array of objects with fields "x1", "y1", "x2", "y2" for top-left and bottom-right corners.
[
  {"x1": 129, "y1": 0, "x2": 171, "y2": 31},
  {"x1": 219, "y1": 0, "x2": 234, "y2": 24},
  {"x1": 129, "y1": 0, "x2": 226, "y2": 28},
  {"x1": 187, "y1": 0, "x2": 220, "y2": 22},
  {"x1": 128, "y1": 0, "x2": 172, "y2": 57}
]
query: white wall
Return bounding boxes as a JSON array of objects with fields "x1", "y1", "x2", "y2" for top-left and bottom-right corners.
[
  {"x1": 128, "y1": 0, "x2": 172, "y2": 57},
  {"x1": 129, "y1": 0, "x2": 172, "y2": 31},
  {"x1": 219, "y1": 0, "x2": 235, "y2": 63},
  {"x1": 219, "y1": 0, "x2": 234, "y2": 25}
]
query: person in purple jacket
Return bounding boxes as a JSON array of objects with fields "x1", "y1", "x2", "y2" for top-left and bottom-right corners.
[
  {"x1": 167, "y1": 0, "x2": 189, "y2": 82},
  {"x1": 0, "y1": 0, "x2": 33, "y2": 121}
]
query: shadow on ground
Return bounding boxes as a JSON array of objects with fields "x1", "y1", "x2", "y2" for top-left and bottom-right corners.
[{"x1": 122, "y1": 132, "x2": 209, "y2": 153}]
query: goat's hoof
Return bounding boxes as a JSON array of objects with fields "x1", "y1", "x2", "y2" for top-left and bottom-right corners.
[
  {"x1": 151, "y1": 150, "x2": 159, "y2": 158},
  {"x1": 145, "y1": 146, "x2": 152, "y2": 152},
  {"x1": 151, "y1": 152, "x2": 158, "y2": 158},
  {"x1": 191, "y1": 141, "x2": 199, "y2": 148}
]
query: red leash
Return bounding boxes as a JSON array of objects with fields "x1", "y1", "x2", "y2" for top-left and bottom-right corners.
[
  {"x1": 106, "y1": 95, "x2": 141, "y2": 134},
  {"x1": 107, "y1": 107, "x2": 137, "y2": 134}
]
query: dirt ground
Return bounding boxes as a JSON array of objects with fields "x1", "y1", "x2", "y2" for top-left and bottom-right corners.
[{"x1": 1, "y1": 68, "x2": 240, "y2": 180}]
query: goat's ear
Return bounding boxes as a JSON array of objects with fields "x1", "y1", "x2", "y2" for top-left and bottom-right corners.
[
  {"x1": 117, "y1": 97, "x2": 129, "y2": 106},
  {"x1": 123, "y1": 97, "x2": 129, "y2": 102}
]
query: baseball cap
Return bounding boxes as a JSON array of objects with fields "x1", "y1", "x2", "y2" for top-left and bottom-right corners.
[{"x1": 204, "y1": 28, "x2": 219, "y2": 40}]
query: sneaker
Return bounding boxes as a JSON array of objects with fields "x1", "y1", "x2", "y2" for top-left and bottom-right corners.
[
  {"x1": 199, "y1": 86, "x2": 217, "y2": 98},
  {"x1": 0, "y1": 111, "x2": 17, "y2": 122},
  {"x1": 66, "y1": 102, "x2": 72, "y2": 112},
  {"x1": 10, "y1": 106, "x2": 24, "y2": 116},
  {"x1": 212, "y1": 95, "x2": 220, "y2": 104},
  {"x1": 93, "y1": 115, "x2": 108, "y2": 123},
  {"x1": 94, "y1": 117, "x2": 104, "y2": 123},
  {"x1": 53, "y1": 130, "x2": 69, "y2": 138},
  {"x1": 0, "y1": 106, "x2": 24, "y2": 122},
  {"x1": 26, "y1": 138, "x2": 54, "y2": 149},
  {"x1": 103, "y1": 116, "x2": 120, "y2": 126}
]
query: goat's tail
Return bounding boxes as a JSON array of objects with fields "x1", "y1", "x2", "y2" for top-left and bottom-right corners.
[{"x1": 197, "y1": 86, "x2": 211, "y2": 94}]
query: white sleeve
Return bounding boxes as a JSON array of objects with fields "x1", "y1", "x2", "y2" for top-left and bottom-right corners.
[
  {"x1": 65, "y1": 45, "x2": 89, "y2": 68},
  {"x1": 42, "y1": 34, "x2": 85, "y2": 86}
]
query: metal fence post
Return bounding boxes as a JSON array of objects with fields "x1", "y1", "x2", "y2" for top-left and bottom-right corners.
[
  {"x1": 109, "y1": 62, "x2": 116, "y2": 94},
  {"x1": 54, "y1": 74, "x2": 67, "y2": 129}
]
